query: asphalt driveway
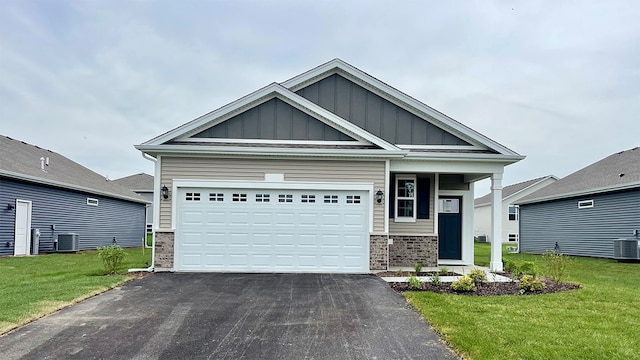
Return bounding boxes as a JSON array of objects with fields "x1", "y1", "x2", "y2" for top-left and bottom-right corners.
[{"x1": 0, "y1": 273, "x2": 458, "y2": 360}]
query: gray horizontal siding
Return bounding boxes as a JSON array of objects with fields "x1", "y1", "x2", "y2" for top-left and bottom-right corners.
[
  {"x1": 192, "y1": 98, "x2": 354, "y2": 141},
  {"x1": 519, "y1": 189, "x2": 640, "y2": 258},
  {"x1": 0, "y1": 178, "x2": 146, "y2": 256},
  {"x1": 296, "y1": 74, "x2": 471, "y2": 146}
]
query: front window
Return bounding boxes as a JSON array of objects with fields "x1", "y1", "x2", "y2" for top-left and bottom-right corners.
[
  {"x1": 508, "y1": 205, "x2": 519, "y2": 221},
  {"x1": 395, "y1": 176, "x2": 416, "y2": 221}
]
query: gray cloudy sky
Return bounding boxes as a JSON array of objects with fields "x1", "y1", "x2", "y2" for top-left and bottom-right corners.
[{"x1": 1, "y1": 0, "x2": 638, "y2": 196}]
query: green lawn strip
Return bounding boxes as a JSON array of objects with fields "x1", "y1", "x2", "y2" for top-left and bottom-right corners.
[
  {"x1": 0, "y1": 248, "x2": 151, "y2": 335},
  {"x1": 405, "y1": 243, "x2": 640, "y2": 360},
  {"x1": 146, "y1": 233, "x2": 153, "y2": 247}
]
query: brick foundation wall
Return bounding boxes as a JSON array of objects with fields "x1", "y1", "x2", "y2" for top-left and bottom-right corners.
[
  {"x1": 389, "y1": 235, "x2": 438, "y2": 267},
  {"x1": 369, "y1": 234, "x2": 388, "y2": 270},
  {"x1": 154, "y1": 231, "x2": 175, "y2": 270}
]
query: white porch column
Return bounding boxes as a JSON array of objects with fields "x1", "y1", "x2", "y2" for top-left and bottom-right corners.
[{"x1": 490, "y1": 173, "x2": 503, "y2": 271}]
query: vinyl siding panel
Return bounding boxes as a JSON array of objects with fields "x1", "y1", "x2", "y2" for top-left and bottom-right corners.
[
  {"x1": 389, "y1": 174, "x2": 435, "y2": 234},
  {"x1": 296, "y1": 74, "x2": 471, "y2": 146},
  {"x1": 519, "y1": 189, "x2": 640, "y2": 258},
  {"x1": 159, "y1": 157, "x2": 385, "y2": 232},
  {"x1": 0, "y1": 178, "x2": 146, "y2": 256}
]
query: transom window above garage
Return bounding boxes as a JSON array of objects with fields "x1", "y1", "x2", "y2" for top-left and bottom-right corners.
[
  {"x1": 209, "y1": 193, "x2": 224, "y2": 202},
  {"x1": 346, "y1": 195, "x2": 361, "y2": 204},
  {"x1": 323, "y1": 195, "x2": 338, "y2": 203},
  {"x1": 301, "y1": 195, "x2": 316, "y2": 203},
  {"x1": 279, "y1": 194, "x2": 293, "y2": 203},
  {"x1": 186, "y1": 192, "x2": 201, "y2": 201},
  {"x1": 255, "y1": 194, "x2": 270, "y2": 202},
  {"x1": 232, "y1": 193, "x2": 247, "y2": 202}
]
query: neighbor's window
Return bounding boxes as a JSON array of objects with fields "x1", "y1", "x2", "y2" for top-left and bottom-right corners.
[
  {"x1": 508, "y1": 233, "x2": 518, "y2": 242},
  {"x1": 508, "y1": 205, "x2": 519, "y2": 221},
  {"x1": 395, "y1": 175, "x2": 416, "y2": 221},
  {"x1": 578, "y1": 200, "x2": 594, "y2": 209},
  {"x1": 86, "y1": 198, "x2": 99, "y2": 206}
]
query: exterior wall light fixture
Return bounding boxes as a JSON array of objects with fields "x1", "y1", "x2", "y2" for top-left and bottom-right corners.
[
  {"x1": 375, "y1": 190, "x2": 384, "y2": 204},
  {"x1": 161, "y1": 185, "x2": 169, "y2": 200}
]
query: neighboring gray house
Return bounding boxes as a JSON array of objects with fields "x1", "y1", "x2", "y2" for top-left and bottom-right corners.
[
  {"x1": 0, "y1": 135, "x2": 149, "y2": 256},
  {"x1": 474, "y1": 175, "x2": 558, "y2": 243},
  {"x1": 113, "y1": 173, "x2": 154, "y2": 232},
  {"x1": 136, "y1": 59, "x2": 524, "y2": 273},
  {"x1": 517, "y1": 147, "x2": 640, "y2": 258}
]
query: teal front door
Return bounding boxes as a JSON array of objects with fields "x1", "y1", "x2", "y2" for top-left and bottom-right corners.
[{"x1": 438, "y1": 197, "x2": 462, "y2": 260}]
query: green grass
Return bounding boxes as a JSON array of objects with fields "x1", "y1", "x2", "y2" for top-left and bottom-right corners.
[
  {"x1": 146, "y1": 233, "x2": 153, "y2": 247},
  {"x1": 406, "y1": 243, "x2": 640, "y2": 359},
  {"x1": 0, "y1": 247, "x2": 151, "y2": 334}
]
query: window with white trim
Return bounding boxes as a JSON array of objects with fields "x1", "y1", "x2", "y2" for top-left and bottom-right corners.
[
  {"x1": 346, "y1": 195, "x2": 361, "y2": 204},
  {"x1": 186, "y1": 192, "x2": 200, "y2": 201},
  {"x1": 209, "y1": 193, "x2": 224, "y2": 202},
  {"x1": 508, "y1": 233, "x2": 518, "y2": 242},
  {"x1": 86, "y1": 198, "x2": 99, "y2": 206},
  {"x1": 578, "y1": 200, "x2": 594, "y2": 209},
  {"x1": 323, "y1": 195, "x2": 338, "y2": 204},
  {"x1": 232, "y1": 193, "x2": 247, "y2": 202},
  {"x1": 255, "y1": 194, "x2": 270, "y2": 202},
  {"x1": 395, "y1": 176, "x2": 416, "y2": 221},
  {"x1": 301, "y1": 195, "x2": 315, "y2": 203},
  {"x1": 508, "y1": 205, "x2": 519, "y2": 221}
]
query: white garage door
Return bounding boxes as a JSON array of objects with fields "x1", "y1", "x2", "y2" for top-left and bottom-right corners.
[{"x1": 175, "y1": 187, "x2": 370, "y2": 273}]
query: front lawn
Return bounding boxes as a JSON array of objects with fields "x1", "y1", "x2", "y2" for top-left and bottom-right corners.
[
  {"x1": 405, "y1": 243, "x2": 640, "y2": 360},
  {"x1": 0, "y1": 247, "x2": 151, "y2": 335}
]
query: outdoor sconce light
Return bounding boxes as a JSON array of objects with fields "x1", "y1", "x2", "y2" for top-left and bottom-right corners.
[
  {"x1": 161, "y1": 185, "x2": 169, "y2": 200},
  {"x1": 375, "y1": 190, "x2": 384, "y2": 204},
  {"x1": 7, "y1": 203, "x2": 15, "y2": 211}
]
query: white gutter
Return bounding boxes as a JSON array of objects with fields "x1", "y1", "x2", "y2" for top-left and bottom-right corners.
[
  {"x1": 128, "y1": 152, "x2": 157, "y2": 273},
  {"x1": 135, "y1": 145, "x2": 409, "y2": 158}
]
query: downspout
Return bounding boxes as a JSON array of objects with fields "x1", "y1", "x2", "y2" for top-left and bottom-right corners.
[{"x1": 128, "y1": 152, "x2": 157, "y2": 273}]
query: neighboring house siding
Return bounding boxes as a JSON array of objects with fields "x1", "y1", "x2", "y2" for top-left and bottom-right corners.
[
  {"x1": 192, "y1": 98, "x2": 354, "y2": 141},
  {"x1": 389, "y1": 174, "x2": 435, "y2": 234},
  {"x1": 0, "y1": 178, "x2": 146, "y2": 256},
  {"x1": 159, "y1": 157, "x2": 386, "y2": 232},
  {"x1": 519, "y1": 189, "x2": 640, "y2": 258},
  {"x1": 137, "y1": 191, "x2": 154, "y2": 223},
  {"x1": 296, "y1": 74, "x2": 470, "y2": 146}
]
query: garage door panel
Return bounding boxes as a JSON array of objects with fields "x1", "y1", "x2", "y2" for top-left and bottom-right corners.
[{"x1": 176, "y1": 187, "x2": 369, "y2": 273}]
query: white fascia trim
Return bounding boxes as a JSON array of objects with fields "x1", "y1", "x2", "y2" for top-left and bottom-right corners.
[
  {"x1": 403, "y1": 151, "x2": 525, "y2": 163},
  {"x1": 136, "y1": 145, "x2": 408, "y2": 158},
  {"x1": 398, "y1": 144, "x2": 486, "y2": 151},
  {"x1": 516, "y1": 181, "x2": 640, "y2": 205},
  {"x1": 282, "y1": 59, "x2": 521, "y2": 156},
  {"x1": 0, "y1": 170, "x2": 149, "y2": 204},
  {"x1": 171, "y1": 179, "x2": 375, "y2": 233},
  {"x1": 179, "y1": 138, "x2": 364, "y2": 146},
  {"x1": 502, "y1": 176, "x2": 560, "y2": 203}
]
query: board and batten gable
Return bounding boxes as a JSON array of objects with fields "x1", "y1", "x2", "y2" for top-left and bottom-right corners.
[
  {"x1": 158, "y1": 157, "x2": 386, "y2": 232},
  {"x1": 0, "y1": 178, "x2": 146, "y2": 256},
  {"x1": 295, "y1": 74, "x2": 472, "y2": 146},
  {"x1": 519, "y1": 188, "x2": 640, "y2": 258}
]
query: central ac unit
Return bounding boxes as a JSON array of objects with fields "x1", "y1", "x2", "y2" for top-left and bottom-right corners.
[
  {"x1": 613, "y1": 239, "x2": 640, "y2": 260},
  {"x1": 477, "y1": 235, "x2": 488, "y2": 243},
  {"x1": 57, "y1": 233, "x2": 79, "y2": 252}
]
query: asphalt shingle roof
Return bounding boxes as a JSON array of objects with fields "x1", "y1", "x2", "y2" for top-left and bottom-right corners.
[
  {"x1": 517, "y1": 147, "x2": 640, "y2": 204},
  {"x1": 0, "y1": 135, "x2": 147, "y2": 203},
  {"x1": 113, "y1": 173, "x2": 154, "y2": 192},
  {"x1": 474, "y1": 175, "x2": 557, "y2": 206}
]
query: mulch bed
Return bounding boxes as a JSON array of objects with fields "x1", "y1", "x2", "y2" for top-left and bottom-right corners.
[{"x1": 388, "y1": 276, "x2": 581, "y2": 296}]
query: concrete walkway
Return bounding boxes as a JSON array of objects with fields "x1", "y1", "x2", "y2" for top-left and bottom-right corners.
[{"x1": 378, "y1": 265, "x2": 513, "y2": 283}]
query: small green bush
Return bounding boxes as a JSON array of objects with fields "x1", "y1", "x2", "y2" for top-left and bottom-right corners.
[
  {"x1": 503, "y1": 258, "x2": 517, "y2": 273},
  {"x1": 431, "y1": 273, "x2": 441, "y2": 286},
  {"x1": 413, "y1": 262, "x2": 423, "y2": 273},
  {"x1": 439, "y1": 267, "x2": 449, "y2": 276},
  {"x1": 408, "y1": 274, "x2": 422, "y2": 290},
  {"x1": 97, "y1": 244, "x2": 126, "y2": 274},
  {"x1": 519, "y1": 275, "x2": 545, "y2": 292},
  {"x1": 543, "y1": 250, "x2": 572, "y2": 282},
  {"x1": 451, "y1": 275, "x2": 476, "y2": 292},
  {"x1": 469, "y1": 269, "x2": 487, "y2": 284},
  {"x1": 396, "y1": 268, "x2": 403, "y2": 276},
  {"x1": 516, "y1": 261, "x2": 539, "y2": 277}
]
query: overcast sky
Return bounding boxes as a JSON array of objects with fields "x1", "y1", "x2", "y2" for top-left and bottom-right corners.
[{"x1": 1, "y1": 0, "x2": 638, "y2": 196}]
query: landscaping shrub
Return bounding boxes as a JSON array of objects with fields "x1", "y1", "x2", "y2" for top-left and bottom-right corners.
[
  {"x1": 503, "y1": 258, "x2": 517, "y2": 273},
  {"x1": 439, "y1": 267, "x2": 449, "y2": 276},
  {"x1": 408, "y1": 274, "x2": 422, "y2": 290},
  {"x1": 516, "y1": 261, "x2": 539, "y2": 277},
  {"x1": 469, "y1": 269, "x2": 487, "y2": 284},
  {"x1": 451, "y1": 275, "x2": 476, "y2": 292},
  {"x1": 519, "y1": 275, "x2": 545, "y2": 292},
  {"x1": 414, "y1": 262, "x2": 423, "y2": 273},
  {"x1": 97, "y1": 244, "x2": 126, "y2": 274},
  {"x1": 543, "y1": 250, "x2": 572, "y2": 282},
  {"x1": 431, "y1": 273, "x2": 441, "y2": 286}
]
